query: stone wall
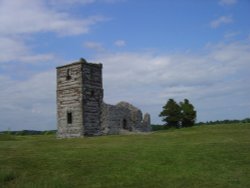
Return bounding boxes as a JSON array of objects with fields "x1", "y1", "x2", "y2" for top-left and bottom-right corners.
[
  {"x1": 82, "y1": 62, "x2": 103, "y2": 136},
  {"x1": 57, "y1": 62, "x2": 84, "y2": 138},
  {"x1": 56, "y1": 58, "x2": 151, "y2": 138},
  {"x1": 101, "y1": 102, "x2": 151, "y2": 135}
]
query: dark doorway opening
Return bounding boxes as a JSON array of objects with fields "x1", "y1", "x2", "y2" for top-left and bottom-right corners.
[{"x1": 122, "y1": 119, "x2": 128, "y2": 130}]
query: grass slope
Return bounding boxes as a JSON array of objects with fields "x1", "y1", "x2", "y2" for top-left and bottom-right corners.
[{"x1": 0, "y1": 124, "x2": 250, "y2": 188}]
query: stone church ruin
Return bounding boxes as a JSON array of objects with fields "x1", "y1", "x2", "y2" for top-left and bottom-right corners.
[{"x1": 56, "y1": 58, "x2": 151, "y2": 138}]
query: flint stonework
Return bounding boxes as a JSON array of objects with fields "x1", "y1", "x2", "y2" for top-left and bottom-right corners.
[{"x1": 56, "y1": 58, "x2": 151, "y2": 138}]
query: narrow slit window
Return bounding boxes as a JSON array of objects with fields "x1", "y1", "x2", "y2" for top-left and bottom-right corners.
[
  {"x1": 67, "y1": 112, "x2": 72, "y2": 124},
  {"x1": 91, "y1": 90, "x2": 95, "y2": 97}
]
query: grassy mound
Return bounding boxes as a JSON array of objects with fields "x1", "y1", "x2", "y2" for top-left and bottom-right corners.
[{"x1": 0, "y1": 124, "x2": 249, "y2": 188}]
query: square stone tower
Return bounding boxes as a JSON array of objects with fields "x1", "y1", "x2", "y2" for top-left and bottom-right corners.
[{"x1": 56, "y1": 58, "x2": 103, "y2": 138}]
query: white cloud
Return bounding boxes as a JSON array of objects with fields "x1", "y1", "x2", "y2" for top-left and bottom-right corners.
[
  {"x1": 0, "y1": 71, "x2": 56, "y2": 131},
  {"x1": 219, "y1": 0, "x2": 237, "y2": 6},
  {"x1": 224, "y1": 31, "x2": 240, "y2": 38},
  {"x1": 0, "y1": 37, "x2": 28, "y2": 62},
  {"x1": 0, "y1": 40, "x2": 249, "y2": 130},
  {"x1": 114, "y1": 40, "x2": 126, "y2": 47},
  {"x1": 210, "y1": 16, "x2": 233, "y2": 28},
  {"x1": 0, "y1": 0, "x2": 107, "y2": 64},
  {"x1": 48, "y1": 0, "x2": 124, "y2": 5},
  {"x1": 48, "y1": 0, "x2": 96, "y2": 5},
  {"x1": 94, "y1": 40, "x2": 250, "y2": 123},
  {"x1": 0, "y1": 37, "x2": 55, "y2": 63},
  {"x1": 84, "y1": 41, "x2": 105, "y2": 51},
  {"x1": 0, "y1": 0, "x2": 106, "y2": 36},
  {"x1": 209, "y1": 41, "x2": 250, "y2": 64}
]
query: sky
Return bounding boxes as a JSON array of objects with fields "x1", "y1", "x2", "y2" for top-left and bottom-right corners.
[{"x1": 0, "y1": 0, "x2": 250, "y2": 131}]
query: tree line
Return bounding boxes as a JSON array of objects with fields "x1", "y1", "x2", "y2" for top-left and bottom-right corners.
[
  {"x1": 0, "y1": 130, "x2": 56, "y2": 135},
  {"x1": 159, "y1": 98, "x2": 196, "y2": 128},
  {"x1": 196, "y1": 118, "x2": 250, "y2": 125}
]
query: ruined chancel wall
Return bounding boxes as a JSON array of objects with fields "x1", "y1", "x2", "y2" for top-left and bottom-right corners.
[
  {"x1": 56, "y1": 58, "x2": 151, "y2": 138},
  {"x1": 101, "y1": 102, "x2": 151, "y2": 135}
]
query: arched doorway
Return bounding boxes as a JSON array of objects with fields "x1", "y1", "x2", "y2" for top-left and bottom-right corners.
[{"x1": 122, "y1": 119, "x2": 128, "y2": 130}]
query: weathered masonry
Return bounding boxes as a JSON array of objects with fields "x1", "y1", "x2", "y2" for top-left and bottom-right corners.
[{"x1": 57, "y1": 58, "x2": 151, "y2": 138}]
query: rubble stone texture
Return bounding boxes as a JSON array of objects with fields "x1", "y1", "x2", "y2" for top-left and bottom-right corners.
[{"x1": 57, "y1": 58, "x2": 151, "y2": 138}]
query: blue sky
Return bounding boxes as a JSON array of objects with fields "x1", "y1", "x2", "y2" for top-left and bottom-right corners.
[{"x1": 0, "y1": 0, "x2": 250, "y2": 131}]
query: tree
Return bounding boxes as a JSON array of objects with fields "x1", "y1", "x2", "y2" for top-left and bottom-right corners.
[
  {"x1": 180, "y1": 99, "x2": 196, "y2": 127},
  {"x1": 159, "y1": 99, "x2": 182, "y2": 128}
]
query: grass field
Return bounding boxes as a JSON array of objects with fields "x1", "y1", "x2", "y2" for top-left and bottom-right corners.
[{"x1": 0, "y1": 124, "x2": 250, "y2": 188}]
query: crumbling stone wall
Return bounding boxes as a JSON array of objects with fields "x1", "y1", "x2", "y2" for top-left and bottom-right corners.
[
  {"x1": 57, "y1": 59, "x2": 151, "y2": 138},
  {"x1": 101, "y1": 102, "x2": 151, "y2": 135}
]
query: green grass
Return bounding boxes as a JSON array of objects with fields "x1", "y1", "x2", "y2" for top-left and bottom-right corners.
[{"x1": 0, "y1": 124, "x2": 250, "y2": 188}]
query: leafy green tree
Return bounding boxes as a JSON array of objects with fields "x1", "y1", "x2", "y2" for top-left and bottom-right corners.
[
  {"x1": 159, "y1": 99, "x2": 182, "y2": 128},
  {"x1": 180, "y1": 99, "x2": 196, "y2": 127}
]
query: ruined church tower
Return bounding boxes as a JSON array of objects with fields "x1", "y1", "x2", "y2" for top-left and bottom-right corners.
[{"x1": 56, "y1": 58, "x2": 103, "y2": 138}]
